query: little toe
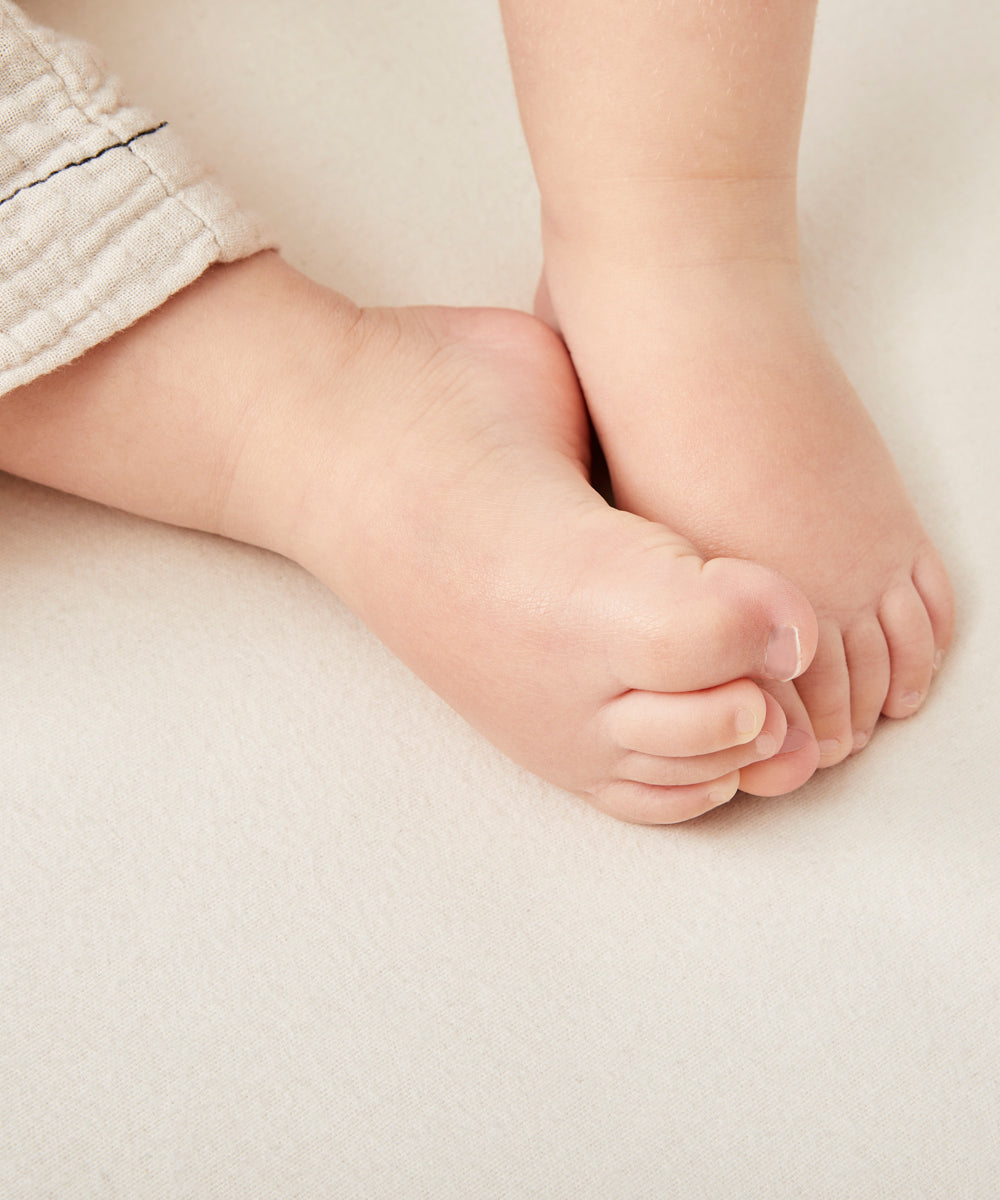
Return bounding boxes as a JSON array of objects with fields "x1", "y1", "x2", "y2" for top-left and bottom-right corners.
[
  {"x1": 842, "y1": 617, "x2": 891, "y2": 753},
  {"x1": 792, "y1": 618, "x2": 854, "y2": 767},
  {"x1": 879, "y1": 582, "x2": 937, "y2": 719},
  {"x1": 592, "y1": 771, "x2": 742, "y2": 825},
  {"x1": 604, "y1": 677, "x2": 768, "y2": 759},
  {"x1": 738, "y1": 683, "x2": 819, "y2": 797}
]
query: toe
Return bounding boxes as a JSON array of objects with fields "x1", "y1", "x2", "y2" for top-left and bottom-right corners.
[
  {"x1": 591, "y1": 771, "x2": 742, "y2": 825},
  {"x1": 616, "y1": 717, "x2": 784, "y2": 789},
  {"x1": 912, "y1": 548, "x2": 956, "y2": 667},
  {"x1": 879, "y1": 581, "x2": 936, "y2": 719},
  {"x1": 738, "y1": 683, "x2": 819, "y2": 797},
  {"x1": 610, "y1": 549, "x2": 819, "y2": 694},
  {"x1": 604, "y1": 678, "x2": 769, "y2": 759},
  {"x1": 697, "y1": 556, "x2": 819, "y2": 685},
  {"x1": 842, "y1": 616, "x2": 891, "y2": 752},
  {"x1": 792, "y1": 618, "x2": 854, "y2": 766}
]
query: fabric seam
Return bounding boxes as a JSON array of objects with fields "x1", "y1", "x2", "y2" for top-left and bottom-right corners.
[
  {"x1": 2, "y1": 6, "x2": 225, "y2": 257},
  {"x1": 0, "y1": 122, "x2": 167, "y2": 208}
]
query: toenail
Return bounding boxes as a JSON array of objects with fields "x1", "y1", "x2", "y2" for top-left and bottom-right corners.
[
  {"x1": 852, "y1": 730, "x2": 870, "y2": 752},
  {"x1": 900, "y1": 690, "x2": 923, "y2": 709},
  {"x1": 754, "y1": 731, "x2": 777, "y2": 758},
  {"x1": 764, "y1": 625, "x2": 803, "y2": 682},
  {"x1": 933, "y1": 649, "x2": 945, "y2": 672},
  {"x1": 778, "y1": 727, "x2": 811, "y2": 755},
  {"x1": 818, "y1": 738, "x2": 841, "y2": 759},
  {"x1": 736, "y1": 707, "x2": 761, "y2": 740}
]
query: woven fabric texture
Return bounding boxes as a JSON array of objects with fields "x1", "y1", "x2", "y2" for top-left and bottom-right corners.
[{"x1": 0, "y1": 0, "x2": 271, "y2": 395}]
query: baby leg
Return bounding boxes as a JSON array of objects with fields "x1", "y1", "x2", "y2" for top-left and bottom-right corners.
[{"x1": 501, "y1": 0, "x2": 954, "y2": 778}]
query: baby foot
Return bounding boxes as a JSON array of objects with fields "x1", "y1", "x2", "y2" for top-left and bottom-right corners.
[
  {"x1": 538, "y1": 247, "x2": 954, "y2": 780},
  {"x1": 223, "y1": 272, "x2": 822, "y2": 821},
  {"x1": 0, "y1": 254, "x2": 819, "y2": 822}
]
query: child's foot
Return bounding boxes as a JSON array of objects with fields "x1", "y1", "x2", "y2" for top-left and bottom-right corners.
[
  {"x1": 538, "y1": 232, "x2": 955, "y2": 773},
  {"x1": 258, "y1": 286, "x2": 824, "y2": 820},
  {"x1": 0, "y1": 255, "x2": 820, "y2": 822}
]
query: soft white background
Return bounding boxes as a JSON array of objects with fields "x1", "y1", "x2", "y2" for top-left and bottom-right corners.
[{"x1": 3, "y1": 1, "x2": 998, "y2": 1195}]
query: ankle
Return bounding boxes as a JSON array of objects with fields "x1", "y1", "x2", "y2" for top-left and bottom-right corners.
[
  {"x1": 541, "y1": 173, "x2": 801, "y2": 274},
  {"x1": 0, "y1": 252, "x2": 363, "y2": 555},
  {"x1": 208, "y1": 258, "x2": 373, "y2": 563}
]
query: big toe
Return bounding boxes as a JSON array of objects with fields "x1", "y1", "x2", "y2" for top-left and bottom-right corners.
[
  {"x1": 610, "y1": 546, "x2": 819, "y2": 696},
  {"x1": 794, "y1": 617, "x2": 857, "y2": 767}
]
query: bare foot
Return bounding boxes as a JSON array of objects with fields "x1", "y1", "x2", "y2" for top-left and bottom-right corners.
[
  {"x1": 538, "y1": 238, "x2": 955, "y2": 780},
  {"x1": 0, "y1": 259, "x2": 821, "y2": 825},
  {"x1": 264, "y1": 287, "x2": 824, "y2": 819},
  {"x1": 0, "y1": 254, "x2": 822, "y2": 822}
]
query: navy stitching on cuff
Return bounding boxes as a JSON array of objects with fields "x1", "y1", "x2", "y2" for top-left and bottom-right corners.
[{"x1": 0, "y1": 122, "x2": 169, "y2": 209}]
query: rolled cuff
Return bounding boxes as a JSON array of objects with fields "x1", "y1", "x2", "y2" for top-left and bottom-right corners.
[{"x1": 0, "y1": 1, "x2": 274, "y2": 396}]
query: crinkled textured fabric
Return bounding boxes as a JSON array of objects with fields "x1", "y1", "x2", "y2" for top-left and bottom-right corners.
[{"x1": 0, "y1": 0, "x2": 272, "y2": 395}]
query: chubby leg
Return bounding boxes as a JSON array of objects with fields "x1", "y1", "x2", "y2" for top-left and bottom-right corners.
[
  {"x1": 0, "y1": 252, "x2": 819, "y2": 822},
  {"x1": 501, "y1": 0, "x2": 954, "y2": 774}
]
